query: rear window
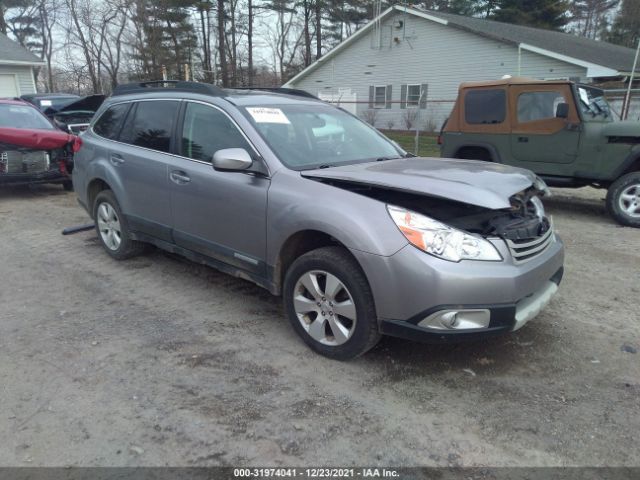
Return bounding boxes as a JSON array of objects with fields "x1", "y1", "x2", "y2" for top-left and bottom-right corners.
[
  {"x1": 464, "y1": 89, "x2": 506, "y2": 124},
  {"x1": 93, "y1": 103, "x2": 129, "y2": 140},
  {"x1": 119, "y1": 101, "x2": 179, "y2": 153}
]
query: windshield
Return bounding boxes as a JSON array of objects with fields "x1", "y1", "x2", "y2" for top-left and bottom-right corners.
[
  {"x1": 242, "y1": 104, "x2": 403, "y2": 170},
  {"x1": 577, "y1": 86, "x2": 611, "y2": 120},
  {"x1": 0, "y1": 104, "x2": 55, "y2": 130}
]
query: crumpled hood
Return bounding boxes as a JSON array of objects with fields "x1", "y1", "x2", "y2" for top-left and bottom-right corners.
[
  {"x1": 301, "y1": 157, "x2": 538, "y2": 210},
  {"x1": 601, "y1": 120, "x2": 640, "y2": 138},
  {"x1": 44, "y1": 94, "x2": 106, "y2": 115}
]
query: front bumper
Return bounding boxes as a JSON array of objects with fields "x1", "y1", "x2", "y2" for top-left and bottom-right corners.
[
  {"x1": 0, "y1": 169, "x2": 68, "y2": 186},
  {"x1": 378, "y1": 267, "x2": 563, "y2": 343},
  {"x1": 350, "y1": 233, "x2": 565, "y2": 343}
]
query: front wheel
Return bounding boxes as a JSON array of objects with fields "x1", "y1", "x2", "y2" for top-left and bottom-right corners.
[
  {"x1": 283, "y1": 246, "x2": 381, "y2": 360},
  {"x1": 606, "y1": 172, "x2": 640, "y2": 228}
]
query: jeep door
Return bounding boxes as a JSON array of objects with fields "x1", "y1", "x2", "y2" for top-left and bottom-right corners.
[
  {"x1": 169, "y1": 100, "x2": 269, "y2": 277},
  {"x1": 106, "y1": 99, "x2": 178, "y2": 241},
  {"x1": 509, "y1": 84, "x2": 581, "y2": 175}
]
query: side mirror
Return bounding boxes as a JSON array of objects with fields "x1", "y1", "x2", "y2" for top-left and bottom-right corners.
[
  {"x1": 555, "y1": 103, "x2": 569, "y2": 119},
  {"x1": 212, "y1": 148, "x2": 253, "y2": 171}
]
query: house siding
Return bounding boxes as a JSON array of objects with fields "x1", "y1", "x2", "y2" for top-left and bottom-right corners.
[
  {"x1": 0, "y1": 64, "x2": 37, "y2": 95},
  {"x1": 288, "y1": 13, "x2": 587, "y2": 130}
]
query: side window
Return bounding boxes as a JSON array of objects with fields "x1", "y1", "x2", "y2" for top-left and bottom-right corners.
[
  {"x1": 120, "y1": 100, "x2": 179, "y2": 153},
  {"x1": 464, "y1": 89, "x2": 506, "y2": 124},
  {"x1": 93, "y1": 103, "x2": 129, "y2": 140},
  {"x1": 517, "y1": 91, "x2": 566, "y2": 123},
  {"x1": 180, "y1": 102, "x2": 252, "y2": 162}
]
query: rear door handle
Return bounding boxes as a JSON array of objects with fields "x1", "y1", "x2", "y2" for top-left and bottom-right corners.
[
  {"x1": 110, "y1": 154, "x2": 124, "y2": 165},
  {"x1": 170, "y1": 170, "x2": 191, "y2": 184}
]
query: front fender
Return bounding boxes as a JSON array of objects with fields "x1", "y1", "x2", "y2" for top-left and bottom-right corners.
[{"x1": 266, "y1": 169, "x2": 408, "y2": 267}]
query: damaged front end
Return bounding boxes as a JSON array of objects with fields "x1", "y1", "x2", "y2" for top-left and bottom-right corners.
[
  {"x1": 0, "y1": 129, "x2": 79, "y2": 187},
  {"x1": 306, "y1": 174, "x2": 554, "y2": 265}
]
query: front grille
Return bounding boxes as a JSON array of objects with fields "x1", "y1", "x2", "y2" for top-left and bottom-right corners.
[{"x1": 505, "y1": 224, "x2": 554, "y2": 263}]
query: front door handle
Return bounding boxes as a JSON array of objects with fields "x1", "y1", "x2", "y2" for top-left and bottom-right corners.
[
  {"x1": 170, "y1": 170, "x2": 191, "y2": 184},
  {"x1": 517, "y1": 136, "x2": 529, "y2": 143},
  {"x1": 110, "y1": 154, "x2": 124, "y2": 165}
]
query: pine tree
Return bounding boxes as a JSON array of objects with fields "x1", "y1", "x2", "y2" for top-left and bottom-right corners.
[
  {"x1": 608, "y1": 0, "x2": 640, "y2": 47},
  {"x1": 492, "y1": 0, "x2": 570, "y2": 30}
]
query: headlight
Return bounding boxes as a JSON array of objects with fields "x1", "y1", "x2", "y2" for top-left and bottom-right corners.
[
  {"x1": 386, "y1": 205, "x2": 502, "y2": 262},
  {"x1": 534, "y1": 177, "x2": 551, "y2": 197}
]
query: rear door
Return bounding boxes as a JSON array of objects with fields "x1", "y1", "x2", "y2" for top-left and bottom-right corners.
[
  {"x1": 509, "y1": 84, "x2": 581, "y2": 174},
  {"x1": 169, "y1": 100, "x2": 270, "y2": 276},
  {"x1": 111, "y1": 99, "x2": 180, "y2": 241}
]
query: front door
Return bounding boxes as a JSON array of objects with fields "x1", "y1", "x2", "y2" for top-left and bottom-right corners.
[
  {"x1": 169, "y1": 101, "x2": 270, "y2": 276},
  {"x1": 509, "y1": 84, "x2": 581, "y2": 175}
]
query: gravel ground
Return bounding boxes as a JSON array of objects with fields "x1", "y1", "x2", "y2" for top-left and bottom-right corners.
[{"x1": 0, "y1": 185, "x2": 638, "y2": 467}]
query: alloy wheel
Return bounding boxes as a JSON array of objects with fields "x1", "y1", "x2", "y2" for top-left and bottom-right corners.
[
  {"x1": 96, "y1": 202, "x2": 122, "y2": 251},
  {"x1": 293, "y1": 270, "x2": 357, "y2": 346},
  {"x1": 619, "y1": 183, "x2": 640, "y2": 218}
]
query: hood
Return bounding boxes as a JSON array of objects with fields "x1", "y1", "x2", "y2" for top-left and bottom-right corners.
[
  {"x1": 301, "y1": 157, "x2": 538, "y2": 210},
  {"x1": 602, "y1": 120, "x2": 640, "y2": 138},
  {"x1": 44, "y1": 94, "x2": 106, "y2": 115},
  {"x1": 0, "y1": 127, "x2": 76, "y2": 151}
]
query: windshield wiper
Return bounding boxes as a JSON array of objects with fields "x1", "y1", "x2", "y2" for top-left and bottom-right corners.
[
  {"x1": 317, "y1": 164, "x2": 333, "y2": 169},
  {"x1": 375, "y1": 156, "x2": 402, "y2": 162}
]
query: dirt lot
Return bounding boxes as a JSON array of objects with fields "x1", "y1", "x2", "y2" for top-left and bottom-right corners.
[{"x1": 0, "y1": 185, "x2": 638, "y2": 467}]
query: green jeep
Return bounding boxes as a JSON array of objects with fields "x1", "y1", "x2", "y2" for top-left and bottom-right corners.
[{"x1": 440, "y1": 77, "x2": 640, "y2": 227}]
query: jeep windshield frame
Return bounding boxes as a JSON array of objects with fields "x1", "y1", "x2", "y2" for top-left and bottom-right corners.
[{"x1": 239, "y1": 103, "x2": 405, "y2": 171}]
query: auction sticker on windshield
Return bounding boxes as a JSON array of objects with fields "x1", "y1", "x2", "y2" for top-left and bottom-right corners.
[{"x1": 246, "y1": 107, "x2": 290, "y2": 124}]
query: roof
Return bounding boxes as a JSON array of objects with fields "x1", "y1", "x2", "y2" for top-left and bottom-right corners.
[
  {"x1": 458, "y1": 76, "x2": 571, "y2": 88},
  {"x1": 0, "y1": 98, "x2": 31, "y2": 105},
  {"x1": 0, "y1": 32, "x2": 46, "y2": 66},
  {"x1": 285, "y1": 5, "x2": 638, "y2": 86}
]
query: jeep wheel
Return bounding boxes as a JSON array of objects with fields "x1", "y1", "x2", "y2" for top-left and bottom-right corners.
[
  {"x1": 606, "y1": 172, "x2": 640, "y2": 228},
  {"x1": 93, "y1": 190, "x2": 147, "y2": 259},
  {"x1": 283, "y1": 247, "x2": 381, "y2": 360}
]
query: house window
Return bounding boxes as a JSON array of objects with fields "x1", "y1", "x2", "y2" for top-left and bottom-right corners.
[
  {"x1": 374, "y1": 86, "x2": 387, "y2": 108},
  {"x1": 407, "y1": 84, "x2": 421, "y2": 107},
  {"x1": 464, "y1": 89, "x2": 506, "y2": 125}
]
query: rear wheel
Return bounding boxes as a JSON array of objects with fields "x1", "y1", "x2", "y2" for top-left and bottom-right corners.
[
  {"x1": 283, "y1": 246, "x2": 381, "y2": 360},
  {"x1": 606, "y1": 172, "x2": 640, "y2": 228},
  {"x1": 93, "y1": 190, "x2": 146, "y2": 259}
]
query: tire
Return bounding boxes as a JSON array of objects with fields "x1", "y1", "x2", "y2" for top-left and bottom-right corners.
[
  {"x1": 606, "y1": 172, "x2": 640, "y2": 228},
  {"x1": 62, "y1": 180, "x2": 74, "y2": 192},
  {"x1": 93, "y1": 190, "x2": 146, "y2": 259},
  {"x1": 283, "y1": 246, "x2": 381, "y2": 360}
]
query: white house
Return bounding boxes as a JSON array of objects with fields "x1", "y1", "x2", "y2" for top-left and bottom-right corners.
[
  {"x1": 285, "y1": 5, "x2": 639, "y2": 130},
  {"x1": 0, "y1": 32, "x2": 43, "y2": 97}
]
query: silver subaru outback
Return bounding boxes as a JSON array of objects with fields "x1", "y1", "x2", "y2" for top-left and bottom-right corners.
[{"x1": 73, "y1": 81, "x2": 564, "y2": 360}]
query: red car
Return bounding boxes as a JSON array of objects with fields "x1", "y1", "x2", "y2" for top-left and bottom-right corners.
[{"x1": 0, "y1": 98, "x2": 80, "y2": 190}]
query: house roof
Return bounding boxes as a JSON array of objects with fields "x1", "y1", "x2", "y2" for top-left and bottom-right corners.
[
  {"x1": 285, "y1": 5, "x2": 638, "y2": 87},
  {"x1": 425, "y1": 9, "x2": 638, "y2": 75},
  {"x1": 0, "y1": 32, "x2": 44, "y2": 66}
]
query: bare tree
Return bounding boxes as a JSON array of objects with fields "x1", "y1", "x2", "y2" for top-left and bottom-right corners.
[{"x1": 361, "y1": 109, "x2": 378, "y2": 126}]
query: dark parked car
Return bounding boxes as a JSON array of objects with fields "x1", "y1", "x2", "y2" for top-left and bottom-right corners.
[
  {"x1": 21, "y1": 93, "x2": 105, "y2": 134},
  {"x1": 0, "y1": 99, "x2": 79, "y2": 189}
]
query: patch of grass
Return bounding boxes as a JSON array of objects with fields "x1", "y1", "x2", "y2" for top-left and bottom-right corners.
[{"x1": 380, "y1": 130, "x2": 441, "y2": 157}]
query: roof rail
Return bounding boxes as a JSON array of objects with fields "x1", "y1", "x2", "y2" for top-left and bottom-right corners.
[
  {"x1": 112, "y1": 80, "x2": 226, "y2": 97},
  {"x1": 232, "y1": 87, "x2": 317, "y2": 99}
]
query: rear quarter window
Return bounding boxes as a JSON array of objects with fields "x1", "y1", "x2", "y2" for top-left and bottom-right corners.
[
  {"x1": 464, "y1": 89, "x2": 506, "y2": 124},
  {"x1": 119, "y1": 101, "x2": 179, "y2": 153},
  {"x1": 93, "y1": 103, "x2": 130, "y2": 140}
]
